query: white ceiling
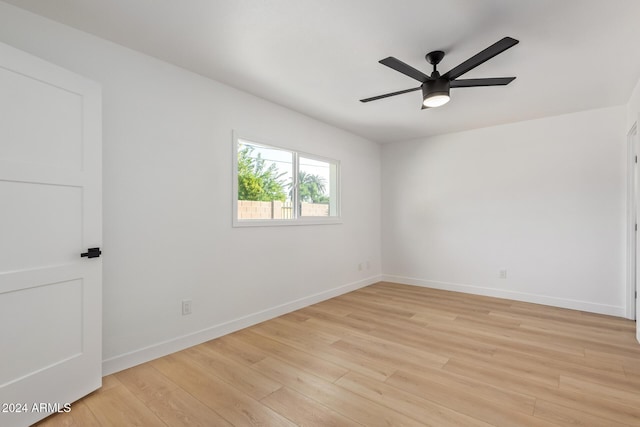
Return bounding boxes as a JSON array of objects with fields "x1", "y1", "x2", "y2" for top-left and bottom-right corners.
[{"x1": 5, "y1": 0, "x2": 640, "y2": 143}]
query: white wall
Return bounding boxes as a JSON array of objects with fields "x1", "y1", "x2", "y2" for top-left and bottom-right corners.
[
  {"x1": 0, "y1": 2, "x2": 381, "y2": 373},
  {"x1": 628, "y1": 78, "x2": 640, "y2": 131},
  {"x1": 382, "y1": 106, "x2": 627, "y2": 316}
]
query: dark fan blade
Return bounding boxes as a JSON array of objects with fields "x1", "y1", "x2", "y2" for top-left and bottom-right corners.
[
  {"x1": 360, "y1": 86, "x2": 421, "y2": 103},
  {"x1": 450, "y1": 77, "x2": 516, "y2": 88},
  {"x1": 443, "y1": 37, "x2": 519, "y2": 80},
  {"x1": 379, "y1": 57, "x2": 431, "y2": 83}
]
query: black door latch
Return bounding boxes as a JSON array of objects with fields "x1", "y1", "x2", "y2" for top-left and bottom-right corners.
[{"x1": 81, "y1": 247, "x2": 102, "y2": 258}]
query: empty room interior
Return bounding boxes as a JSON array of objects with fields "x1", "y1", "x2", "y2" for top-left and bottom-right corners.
[{"x1": 1, "y1": 0, "x2": 640, "y2": 426}]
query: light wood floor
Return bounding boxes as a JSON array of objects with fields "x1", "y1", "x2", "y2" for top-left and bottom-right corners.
[{"x1": 36, "y1": 282, "x2": 640, "y2": 426}]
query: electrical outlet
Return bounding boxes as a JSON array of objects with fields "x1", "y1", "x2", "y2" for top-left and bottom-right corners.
[
  {"x1": 182, "y1": 299, "x2": 192, "y2": 315},
  {"x1": 499, "y1": 269, "x2": 507, "y2": 279}
]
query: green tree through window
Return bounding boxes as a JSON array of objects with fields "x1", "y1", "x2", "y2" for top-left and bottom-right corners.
[
  {"x1": 296, "y1": 171, "x2": 329, "y2": 203},
  {"x1": 237, "y1": 144, "x2": 287, "y2": 202}
]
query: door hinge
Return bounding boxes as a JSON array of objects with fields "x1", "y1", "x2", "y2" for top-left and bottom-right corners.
[{"x1": 635, "y1": 155, "x2": 638, "y2": 163}]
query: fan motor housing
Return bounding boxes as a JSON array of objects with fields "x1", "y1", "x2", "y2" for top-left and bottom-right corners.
[{"x1": 423, "y1": 78, "x2": 450, "y2": 98}]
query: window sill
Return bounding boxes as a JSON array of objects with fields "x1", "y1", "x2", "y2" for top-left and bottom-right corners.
[{"x1": 232, "y1": 217, "x2": 343, "y2": 228}]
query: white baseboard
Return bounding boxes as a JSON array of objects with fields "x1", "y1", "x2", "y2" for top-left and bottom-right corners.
[
  {"x1": 102, "y1": 275, "x2": 381, "y2": 376},
  {"x1": 381, "y1": 275, "x2": 626, "y2": 318}
]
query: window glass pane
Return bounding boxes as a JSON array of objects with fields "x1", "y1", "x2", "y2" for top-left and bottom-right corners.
[
  {"x1": 237, "y1": 140, "x2": 293, "y2": 220},
  {"x1": 298, "y1": 156, "x2": 337, "y2": 217}
]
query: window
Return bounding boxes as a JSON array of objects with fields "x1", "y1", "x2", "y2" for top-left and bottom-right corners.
[{"x1": 233, "y1": 133, "x2": 340, "y2": 226}]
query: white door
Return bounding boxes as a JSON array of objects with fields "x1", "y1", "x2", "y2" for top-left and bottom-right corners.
[
  {"x1": 631, "y1": 123, "x2": 638, "y2": 321},
  {"x1": 0, "y1": 42, "x2": 102, "y2": 427},
  {"x1": 634, "y1": 122, "x2": 640, "y2": 343}
]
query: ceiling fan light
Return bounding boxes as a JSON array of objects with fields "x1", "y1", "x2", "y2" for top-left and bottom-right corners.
[
  {"x1": 423, "y1": 94, "x2": 450, "y2": 108},
  {"x1": 422, "y1": 79, "x2": 451, "y2": 108}
]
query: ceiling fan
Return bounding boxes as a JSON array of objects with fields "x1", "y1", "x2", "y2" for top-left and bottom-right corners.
[{"x1": 360, "y1": 37, "x2": 519, "y2": 109}]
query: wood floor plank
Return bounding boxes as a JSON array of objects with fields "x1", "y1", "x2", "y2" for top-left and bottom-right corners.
[
  {"x1": 203, "y1": 332, "x2": 268, "y2": 365},
  {"x1": 253, "y1": 357, "x2": 425, "y2": 427},
  {"x1": 336, "y1": 371, "x2": 495, "y2": 427},
  {"x1": 65, "y1": 402, "x2": 101, "y2": 427},
  {"x1": 577, "y1": 311, "x2": 637, "y2": 332},
  {"x1": 150, "y1": 354, "x2": 294, "y2": 427},
  {"x1": 559, "y1": 375, "x2": 640, "y2": 408},
  {"x1": 533, "y1": 399, "x2": 630, "y2": 427},
  {"x1": 491, "y1": 348, "x2": 632, "y2": 390},
  {"x1": 309, "y1": 296, "x2": 422, "y2": 325},
  {"x1": 181, "y1": 343, "x2": 282, "y2": 400},
  {"x1": 236, "y1": 329, "x2": 349, "y2": 382},
  {"x1": 370, "y1": 283, "x2": 506, "y2": 314},
  {"x1": 330, "y1": 331, "x2": 448, "y2": 371},
  {"x1": 443, "y1": 357, "x2": 640, "y2": 425},
  {"x1": 385, "y1": 369, "x2": 554, "y2": 427},
  {"x1": 332, "y1": 302, "x2": 497, "y2": 361},
  {"x1": 516, "y1": 322, "x2": 638, "y2": 355},
  {"x1": 336, "y1": 292, "x2": 419, "y2": 317},
  {"x1": 585, "y1": 345, "x2": 640, "y2": 364},
  {"x1": 448, "y1": 351, "x2": 560, "y2": 388},
  {"x1": 624, "y1": 368, "x2": 640, "y2": 384},
  {"x1": 302, "y1": 305, "x2": 377, "y2": 333},
  {"x1": 145, "y1": 389, "x2": 232, "y2": 427},
  {"x1": 248, "y1": 322, "x2": 397, "y2": 381},
  {"x1": 252, "y1": 316, "x2": 341, "y2": 346},
  {"x1": 95, "y1": 374, "x2": 122, "y2": 393},
  {"x1": 623, "y1": 361, "x2": 640, "y2": 376},
  {"x1": 261, "y1": 387, "x2": 361, "y2": 427},
  {"x1": 35, "y1": 282, "x2": 640, "y2": 427},
  {"x1": 278, "y1": 311, "x2": 311, "y2": 323},
  {"x1": 114, "y1": 364, "x2": 178, "y2": 404},
  {"x1": 34, "y1": 401, "x2": 100, "y2": 427},
  {"x1": 368, "y1": 320, "x2": 497, "y2": 360},
  {"x1": 430, "y1": 319, "x2": 587, "y2": 357},
  {"x1": 389, "y1": 365, "x2": 538, "y2": 416},
  {"x1": 149, "y1": 353, "x2": 245, "y2": 409},
  {"x1": 443, "y1": 357, "x2": 558, "y2": 394},
  {"x1": 82, "y1": 382, "x2": 167, "y2": 427},
  {"x1": 492, "y1": 344, "x2": 625, "y2": 374},
  {"x1": 512, "y1": 315, "x2": 637, "y2": 345},
  {"x1": 304, "y1": 299, "x2": 354, "y2": 317}
]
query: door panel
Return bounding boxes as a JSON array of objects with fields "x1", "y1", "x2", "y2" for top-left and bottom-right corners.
[
  {"x1": 0, "y1": 279, "x2": 83, "y2": 386},
  {"x1": 0, "y1": 65, "x2": 82, "y2": 169},
  {"x1": 0, "y1": 41, "x2": 102, "y2": 427},
  {"x1": 0, "y1": 181, "x2": 82, "y2": 271}
]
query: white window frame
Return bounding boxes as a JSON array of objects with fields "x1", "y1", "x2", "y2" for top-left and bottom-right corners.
[{"x1": 232, "y1": 131, "x2": 342, "y2": 227}]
